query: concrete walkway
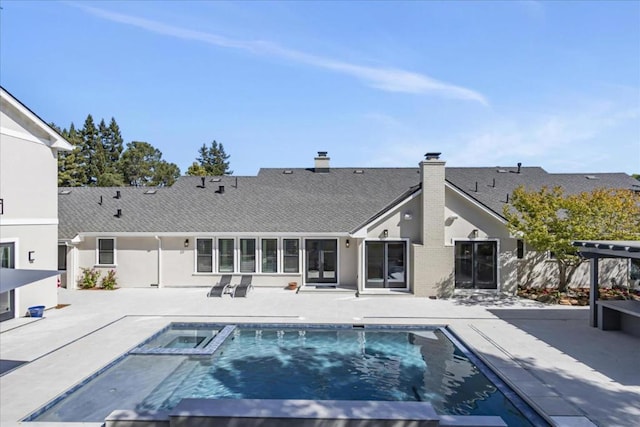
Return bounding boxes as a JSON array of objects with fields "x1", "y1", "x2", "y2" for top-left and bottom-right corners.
[{"x1": 0, "y1": 287, "x2": 638, "y2": 427}]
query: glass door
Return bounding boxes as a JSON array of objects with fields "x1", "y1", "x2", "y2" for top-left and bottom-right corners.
[
  {"x1": 455, "y1": 241, "x2": 497, "y2": 290},
  {"x1": 365, "y1": 241, "x2": 406, "y2": 289},
  {"x1": 0, "y1": 242, "x2": 16, "y2": 322},
  {"x1": 305, "y1": 239, "x2": 337, "y2": 284}
]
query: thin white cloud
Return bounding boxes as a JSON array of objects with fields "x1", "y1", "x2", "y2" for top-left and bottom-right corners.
[{"x1": 74, "y1": 4, "x2": 488, "y2": 105}]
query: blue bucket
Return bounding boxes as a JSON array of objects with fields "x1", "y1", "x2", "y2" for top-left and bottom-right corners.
[{"x1": 28, "y1": 305, "x2": 45, "y2": 318}]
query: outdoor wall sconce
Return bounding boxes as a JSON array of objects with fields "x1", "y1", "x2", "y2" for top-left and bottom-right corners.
[
  {"x1": 403, "y1": 211, "x2": 413, "y2": 220},
  {"x1": 184, "y1": 239, "x2": 189, "y2": 248},
  {"x1": 471, "y1": 229, "x2": 479, "y2": 239},
  {"x1": 28, "y1": 251, "x2": 35, "y2": 262},
  {"x1": 383, "y1": 229, "x2": 389, "y2": 238},
  {"x1": 345, "y1": 239, "x2": 350, "y2": 248},
  {"x1": 448, "y1": 214, "x2": 459, "y2": 221}
]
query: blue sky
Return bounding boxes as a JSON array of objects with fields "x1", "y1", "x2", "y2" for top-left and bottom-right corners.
[{"x1": 1, "y1": 1, "x2": 638, "y2": 176}]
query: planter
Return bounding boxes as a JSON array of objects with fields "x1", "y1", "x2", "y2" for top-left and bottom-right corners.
[{"x1": 287, "y1": 282, "x2": 298, "y2": 290}]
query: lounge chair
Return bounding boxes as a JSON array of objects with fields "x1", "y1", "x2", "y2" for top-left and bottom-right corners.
[
  {"x1": 232, "y1": 275, "x2": 253, "y2": 298},
  {"x1": 207, "y1": 275, "x2": 232, "y2": 297}
]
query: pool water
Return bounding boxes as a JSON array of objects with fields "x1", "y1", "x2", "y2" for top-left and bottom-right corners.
[{"x1": 31, "y1": 324, "x2": 547, "y2": 426}]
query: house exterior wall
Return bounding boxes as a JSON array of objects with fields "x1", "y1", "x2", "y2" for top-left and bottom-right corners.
[{"x1": 1, "y1": 104, "x2": 61, "y2": 318}]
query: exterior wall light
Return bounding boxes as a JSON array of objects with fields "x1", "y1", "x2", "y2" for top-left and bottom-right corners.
[
  {"x1": 403, "y1": 212, "x2": 413, "y2": 220},
  {"x1": 28, "y1": 251, "x2": 36, "y2": 262},
  {"x1": 345, "y1": 239, "x2": 350, "y2": 248},
  {"x1": 471, "y1": 229, "x2": 479, "y2": 239},
  {"x1": 383, "y1": 229, "x2": 389, "y2": 238},
  {"x1": 184, "y1": 239, "x2": 189, "y2": 248}
]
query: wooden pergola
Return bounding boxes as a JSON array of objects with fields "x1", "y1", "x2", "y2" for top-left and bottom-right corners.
[{"x1": 572, "y1": 240, "x2": 640, "y2": 328}]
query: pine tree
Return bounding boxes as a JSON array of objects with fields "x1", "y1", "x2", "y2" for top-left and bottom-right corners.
[
  {"x1": 187, "y1": 140, "x2": 232, "y2": 176},
  {"x1": 78, "y1": 115, "x2": 102, "y2": 185},
  {"x1": 56, "y1": 123, "x2": 87, "y2": 186}
]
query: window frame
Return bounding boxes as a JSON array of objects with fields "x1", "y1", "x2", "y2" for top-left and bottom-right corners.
[
  {"x1": 218, "y1": 238, "x2": 235, "y2": 273},
  {"x1": 195, "y1": 238, "x2": 214, "y2": 273},
  {"x1": 239, "y1": 238, "x2": 257, "y2": 273},
  {"x1": 261, "y1": 238, "x2": 278, "y2": 273},
  {"x1": 96, "y1": 238, "x2": 116, "y2": 266},
  {"x1": 283, "y1": 238, "x2": 300, "y2": 273}
]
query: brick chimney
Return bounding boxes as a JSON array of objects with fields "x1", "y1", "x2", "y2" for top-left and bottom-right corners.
[
  {"x1": 314, "y1": 151, "x2": 330, "y2": 173},
  {"x1": 420, "y1": 152, "x2": 445, "y2": 246}
]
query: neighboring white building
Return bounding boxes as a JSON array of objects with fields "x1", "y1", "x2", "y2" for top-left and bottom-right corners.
[
  {"x1": 0, "y1": 87, "x2": 73, "y2": 321},
  {"x1": 58, "y1": 151, "x2": 638, "y2": 296}
]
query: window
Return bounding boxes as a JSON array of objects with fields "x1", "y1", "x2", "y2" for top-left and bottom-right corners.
[
  {"x1": 262, "y1": 239, "x2": 278, "y2": 273},
  {"x1": 283, "y1": 239, "x2": 300, "y2": 273},
  {"x1": 58, "y1": 245, "x2": 67, "y2": 271},
  {"x1": 240, "y1": 238, "x2": 256, "y2": 273},
  {"x1": 218, "y1": 238, "x2": 234, "y2": 273},
  {"x1": 196, "y1": 238, "x2": 213, "y2": 273},
  {"x1": 97, "y1": 238, "x2": 115, "y2": 265}
]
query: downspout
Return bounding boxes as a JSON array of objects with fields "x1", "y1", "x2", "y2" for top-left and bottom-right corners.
[{"x1": 155, "y1": 236, "x2": 162, "y2": 288}]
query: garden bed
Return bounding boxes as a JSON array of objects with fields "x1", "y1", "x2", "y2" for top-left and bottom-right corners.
[{"x1": 517, "y1": 286, "x2": 640, "y2": 306}]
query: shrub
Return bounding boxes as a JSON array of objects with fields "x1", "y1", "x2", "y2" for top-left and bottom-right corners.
[
  {"x1": 100, "y1": 270, "x2": 118, "y2": 290},
  {"x1": 79, "y1": 268, "x2": 101, "y2": 289}
]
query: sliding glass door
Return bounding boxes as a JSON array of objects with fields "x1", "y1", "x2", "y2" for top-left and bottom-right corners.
[
  {"x1": 365, "y1": 241, "x2": 406, "y2": 289},
  {"x1": 0, "y1": 242, "x2": 15, "y2": 322},
  {"x1": 455, "y1": 241, "x2": 497, "y2": 289}
]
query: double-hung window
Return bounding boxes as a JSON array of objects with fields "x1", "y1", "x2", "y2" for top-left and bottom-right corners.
[
  {"x1": 261, "y1": 239, "x2": 278, "y2": 273},
  {"x1": 218, "y1": 238, "x2": 235, "y2": 273},
  {"x1": 196, "y1": 238, "x2": 213, "y2": 273},
  {"x1": 97, "y1": 238, "x2": 115, "y2": 265},
  {"x1": 283, "y1": 239, "x2": 300, "y2": 273},
  {"x1": 240, "y1": 238, "x2": 256, "y2": 273}
]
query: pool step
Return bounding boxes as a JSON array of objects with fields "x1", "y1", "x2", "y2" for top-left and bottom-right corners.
[{"x1": 106, "y1": 399, "x2": 508, "y2": 427}]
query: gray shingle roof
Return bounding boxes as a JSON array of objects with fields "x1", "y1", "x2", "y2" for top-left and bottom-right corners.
[
  {"x1": 58, "y1": 165, "x2": 639, "y2": 239},
  {"x1": 445, "y1": 166, "x2": 640, "y2": 218}
]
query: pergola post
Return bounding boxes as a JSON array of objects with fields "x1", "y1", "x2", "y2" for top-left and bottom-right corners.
[{"x1": 589, "y1": 256, "x2": 599, "y2": 327}]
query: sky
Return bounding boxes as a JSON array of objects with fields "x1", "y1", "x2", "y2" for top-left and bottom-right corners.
[{"x1": 1, "y1": 0, "x2": 638, "y2": 176}]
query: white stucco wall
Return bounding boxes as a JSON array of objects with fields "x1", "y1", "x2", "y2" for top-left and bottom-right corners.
[{"x1": 0, "y1": 122, "x2": 60, "y2": 316}]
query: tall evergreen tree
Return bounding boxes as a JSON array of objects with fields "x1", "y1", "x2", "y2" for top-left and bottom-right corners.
[
  {"x1": 186, "y1": 140, "x2": 232, "y2": 176},
  {"x1": 55, "y1": 123, "x2": 87, "y2": 186},
  {"x1": 97, "y1": 118, "x2": 124, "y2": 185},
  {"x1": 78, "y1": 114, "x2": 104, "y2": 185}
]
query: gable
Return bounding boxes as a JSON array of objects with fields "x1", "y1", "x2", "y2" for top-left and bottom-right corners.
[{"x1": 0, "y1": 87, "x2": 72, "y2": 151}]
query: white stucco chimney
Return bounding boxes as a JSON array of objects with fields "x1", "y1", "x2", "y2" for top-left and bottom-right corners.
[
  {"x1": 314, "y1": 151, "x2": 330, "y2": 173},
  {"x1": 420, "y1": 152, "x2": 445, "y2": 246}
]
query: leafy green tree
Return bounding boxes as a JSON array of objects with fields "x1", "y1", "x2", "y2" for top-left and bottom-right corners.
[
  {"x1": 633, "y1": 174, "x2": 639, "y2": 181},
  {"x1": 187, "y1": 140, "x2": 232, "y2": 176},
  {"x1": 119, "y1": 141, "x2": 180, "y2": 186},
  {"x1": 504, "y1": 186, "x2": 640, "y2": 291},
  {"x1": 152, "y1": 161, "x2": 181, "y2": 187}
]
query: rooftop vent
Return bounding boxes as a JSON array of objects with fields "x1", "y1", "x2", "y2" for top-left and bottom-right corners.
[
  {"x1": 59, "y1": 190, "x2": 72, "y2": 195},
  {"x1": 114, "y1": 209, "x2": 122, "y2": 218},
  {"x1": 217, "y1": 185, "x2": 225, "y2": 194},
  {"x1": 144, "y1": 189, "x2": 157, "y2": 194},
  {"x1": 114, "y1": 190, "x2": 121, "y2": 199},
  {"x1": 585, "y1": 175, "x2": 599, "y2": 180},
  {"x1": 199, "y1": 177, "x2": 206, "y2": 188},
  {"x1": 283, "y1": 170, "x2": 293, "y2": 174},
  {"x1": 314, "y1": 151, "x2": 330, "y2": 173},
  {"x1": 211, "y1": 177, "x2": 221, "y2": 182},
  {"x1": 497, "y1": 169, "x2": 508, "y2": 173},
  {"x1": 424, "y1": 152, "x2": 441, "y2": 160},
  {"x1": 517, "y1": 162, "x2": 522, "y2": 174},
  {"x1": 354, "y1": 169, "x2": 364, "y2": 174}
]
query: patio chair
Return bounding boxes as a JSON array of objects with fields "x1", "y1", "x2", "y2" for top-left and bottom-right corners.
[
  {"x1": 207, "y1": 275, "x2": 232, "y2": 297},
  {"x1": 232, "y1": 275, "x2": 253, "y2": 298}
]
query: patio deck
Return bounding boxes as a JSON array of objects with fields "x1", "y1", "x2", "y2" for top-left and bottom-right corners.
[{"x1": 0, "y1": 287, "x2": 638, "y2": 427}]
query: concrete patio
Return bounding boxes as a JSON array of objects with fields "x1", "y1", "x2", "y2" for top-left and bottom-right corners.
[{"x1": 0, "y1": 287, "x2": 638, "y2": 427}]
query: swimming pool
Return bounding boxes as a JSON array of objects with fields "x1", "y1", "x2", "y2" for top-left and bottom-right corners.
[{"x1": 28, "y1": 323, "x2": 548, "y2": 426}]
